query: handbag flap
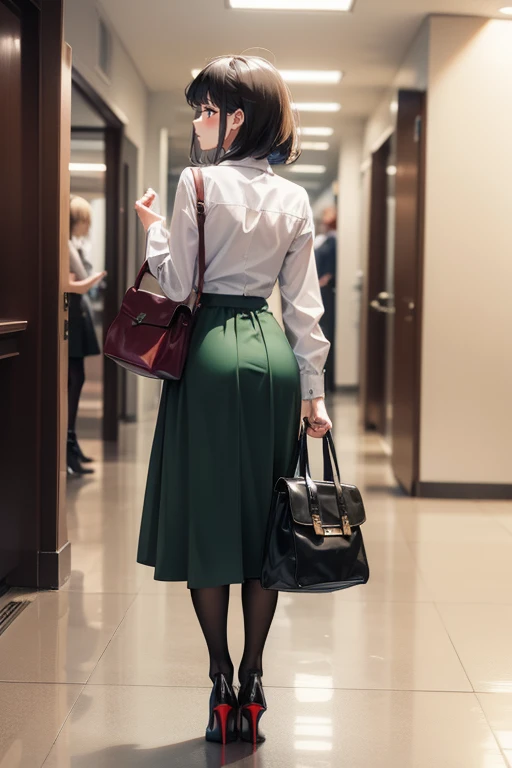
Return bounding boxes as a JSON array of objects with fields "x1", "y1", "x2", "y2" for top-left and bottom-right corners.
[
  {"x1": 120, "y1": 285, "x2": 189, "y2": 328},
  {"x1": 275, "y1": 477, "x2": 366, "y2": 529}
]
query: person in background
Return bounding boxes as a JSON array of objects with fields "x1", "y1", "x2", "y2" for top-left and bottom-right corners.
[
  {"x1": 66, "y1": 196, "x2": 106, "y2": 476},
  {"x1": 314, "y1": 206, "x2": 337, "y2": 393}
]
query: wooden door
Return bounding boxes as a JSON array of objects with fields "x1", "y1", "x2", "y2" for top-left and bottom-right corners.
[
  {"x1": 0, "y1": 0, "x2": 24, "y2": 583},
  {"x1": 364, "y1": 138, "x2": 392, "y2": 432},
  {"x1": 0, "y1": 0, "x2": 70, "y2": 588},
  {"x1": 391, "y1": 90, "x2": 426, "y2": 494},
  {"x1": 119, "y1": 136, "x2": 139, "y2": 422}
]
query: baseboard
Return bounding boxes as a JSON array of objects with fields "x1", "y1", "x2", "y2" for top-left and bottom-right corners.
[
  {"x1": 38, "y1": 541, "x2": 72, "y2": 589},
  {"x1": 415, "y1": 482, "x2": 512, "y2": 500},
  {"x1": 333, "y1": 385, "x2": 360, "y2": 394}
]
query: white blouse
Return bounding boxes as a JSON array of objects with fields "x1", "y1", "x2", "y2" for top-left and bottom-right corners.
[{"x1": 146, "y1": 156, "x2": 330, "y2": 399}]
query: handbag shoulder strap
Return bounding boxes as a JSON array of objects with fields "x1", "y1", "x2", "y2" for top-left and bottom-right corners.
[{"x1": 190, "y1": 167, "x2": 206, "y2": 304}]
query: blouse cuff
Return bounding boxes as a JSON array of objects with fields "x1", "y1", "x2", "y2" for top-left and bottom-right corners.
[
  {"x1": 145, "y1": 219, "x2": 170, "y2": 277},
  {"x1": 301, "y1": 372, "x2": 325, "y2": 400}
]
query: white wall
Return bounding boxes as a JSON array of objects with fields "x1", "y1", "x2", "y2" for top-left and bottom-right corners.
[
  {"x1": 336, "y1": 123, "x2": 364, "y2": 387},
  {"x1": 420, "y1": 16, "x2": 512, "y2": 483},
  {"x1": 64, "y1": 0, "x2": 160, "y2": 419},
  {"x1": 64, "y1": 0, "x2": 148, "y2": 197}
]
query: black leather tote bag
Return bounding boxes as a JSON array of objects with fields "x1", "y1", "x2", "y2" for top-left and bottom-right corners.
[{"x1": 261, "y1": 420, "x2": 370, "y2": 593}]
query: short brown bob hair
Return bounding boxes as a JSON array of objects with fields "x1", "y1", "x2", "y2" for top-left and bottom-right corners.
[
  {"x1": 69, "y1": 196, "x2": 92, "y2": 233},
  {"x1": 185, "y1": 55, "x2": 301, "y2": 167}
]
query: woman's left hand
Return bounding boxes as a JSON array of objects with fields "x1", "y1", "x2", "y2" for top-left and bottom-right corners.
[{"x1": 301, "y1": 397, "x2": 332, "y2": 438}]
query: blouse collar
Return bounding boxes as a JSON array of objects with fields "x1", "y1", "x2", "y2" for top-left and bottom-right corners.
[{"x1": 219, "y1": 156, "x2": 275, "y2": 176}]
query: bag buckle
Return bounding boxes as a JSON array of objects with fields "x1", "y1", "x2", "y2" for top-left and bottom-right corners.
[
  {"x1": 342, "y1": 514, "x2": 351, "y2": 536},
  {"x1": 311, "y1": 513, "x2": 324, "y2": 537},
  {"x1": 132, "y1": 312, "x2": 146, "y2": 326}
]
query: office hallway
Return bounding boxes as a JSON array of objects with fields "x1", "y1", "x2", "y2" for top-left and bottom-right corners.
[{"x1": 1, "y1": 393, "x2": 512, "y2": 767}]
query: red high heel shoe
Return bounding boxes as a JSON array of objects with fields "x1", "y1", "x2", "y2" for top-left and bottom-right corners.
[
  {"x1": 238, "y1": 671, "x2": 267, "y2": 744},
  {"x1": 205, "y1": 673, "x2": 238, "y2": 745}
]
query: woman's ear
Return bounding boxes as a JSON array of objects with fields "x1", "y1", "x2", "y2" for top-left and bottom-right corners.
[{"x1": 232, "y1": 108, "x2": 245, "y2": 128}]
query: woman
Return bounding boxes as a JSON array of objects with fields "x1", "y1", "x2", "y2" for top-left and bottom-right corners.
[
  {"x1": 67, "y1": 197, "x2": 106, "y2": 475},
  {"x1": 134, "y1": 55, "x2": 331, "y2": 746}
]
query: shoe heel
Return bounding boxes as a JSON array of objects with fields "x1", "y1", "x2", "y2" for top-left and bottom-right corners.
[
  {"x1": 241, "y1": 703, "x2": 265, "y2": 744},
  {"x1": 213, "y1": 704, "x2": 233, "y2": 745}
]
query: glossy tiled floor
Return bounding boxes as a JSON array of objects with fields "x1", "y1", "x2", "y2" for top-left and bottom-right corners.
[{"x1": 1, "y1": 394, "x2": 512, "y2": 767}]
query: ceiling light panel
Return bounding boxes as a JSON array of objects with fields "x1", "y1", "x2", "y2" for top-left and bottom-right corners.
[
  {"x1": 280, "y1": 70, "x2": 342, "y2": 84},
  {"x1": 300, "y1": 141, "x2": 330, "y2": 151},
  {"x1": 229, "y1": 0, "x2": 354, "y2": 10},
  {"x1": 69, "y1": 163, "x2": 106, "y2": 172},
  {"x1": 293, "y1": 103, "x2": 341, "y2": 112},
  {"x1": 288, "y1": 165, "x2": 327, "y2": 174},
  {"x1": 499, "y1": 7, "x2": 512, "y2": 13},
  {"x1": 299, "y1": 127, "x2": 334, "y2": 137}
]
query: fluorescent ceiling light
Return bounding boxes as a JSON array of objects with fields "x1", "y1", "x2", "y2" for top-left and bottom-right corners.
[
  {"x1": 288, "y1": 164, "x2": 327, "y2": 174},
  {"x1": 499, "y1": 6, "x2": 512, "y2": 13},
  {"x1": 280, "y1": 70, "x2": 342, "y2": 84},
  {"x1": 69, "y1": 163, "x2": 106, "y2": 172},
  {"x1": 293, "y1": 102, "x2": 341, "y2": 112},
  {"x1": 301, "y1": 141, "x2": 330, "y2": 151},
  {"x1": 192, "y1": 68, "x2": 342, "y2": 85},
  {"x1": 299, "y1": 127, "x2": 334, "y2": 137},
  {"x1": 229, "y1": 0, "x2": 354, "y2": 10}
]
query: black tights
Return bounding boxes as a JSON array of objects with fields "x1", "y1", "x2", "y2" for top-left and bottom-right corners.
[
  {"x1": 68, "y1": 357, "x2": 85, "y2": 433},
  {"x1": 190, "y1": 579, "x2": 278, "y2": 686}
]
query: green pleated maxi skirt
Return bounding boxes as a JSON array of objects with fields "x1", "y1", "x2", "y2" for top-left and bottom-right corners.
[{"x1": 137, "y1": 293, "x2": 301, "y2": 589}]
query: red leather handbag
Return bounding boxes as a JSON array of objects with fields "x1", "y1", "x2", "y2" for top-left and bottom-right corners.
[{"x1": 104, "y1": 168, "x2": 205, "y2": 380}]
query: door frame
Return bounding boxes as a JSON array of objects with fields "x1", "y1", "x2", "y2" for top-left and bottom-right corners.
[
  {"x1": 391, "y1": 89, "x2": 427, "y2": 495},
  {"x1": 71, "y1": 68, "x2": 124, "y2": 442}
]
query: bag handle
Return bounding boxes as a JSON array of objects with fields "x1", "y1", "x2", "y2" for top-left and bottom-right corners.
[
  {"x1": 299, "y1": 420, "x2": 323, "y2": 535},
  {"x1": 190, "y1": 167, "x2": 206, "y2": 307},
  {"x1": 134, "y1": 168, "x2": 206, "y2": 306},
  {"x1": 300, "y1": 420, "x2": 351, "y2": 535}
]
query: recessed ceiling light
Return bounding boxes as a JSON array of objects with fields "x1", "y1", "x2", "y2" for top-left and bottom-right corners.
[
  {"x1": 301, "y1": 141, "x2": 330, "y2": 151},
  {"x1": 499, "y1": 6, "x2": 512, "y2": 13},
  {"x1": 228, "y1": 0, "x2": 354, "y2": 10},
  {"x1": 69, "y1": 163, "x2": 106, "y2": 172},
  {"x1": 390, "y1": 100, "x2": 398, "y2": 113},
  {"x1": 386, "y1": 165, "x2": 397, "y2": 176},
  {"x1": 299, "y1": 127, "x2": 334, "y2": 137},
  {"x1": 293, "y1": 103, "x2": 341, "y2": 112},
  {"x1": 280, "y1": 70, "x2": 343, "y2": 84},
  {"x1": 288, "y1": 164, "x2": 327, "y2": 174},
  {"x1": 191, "y1": 69, "x2": 201, "y2": 78}
]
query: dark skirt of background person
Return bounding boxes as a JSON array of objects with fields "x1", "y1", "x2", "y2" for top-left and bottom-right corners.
[
  {"x1": 320, "y1": 284, "x2": 336, "y2": 393},
  {"x1": 68, "y1": 293, "x2": 100, "y2": 434},
  {"x1": 137, "y1": 293, "x2": 302, "y2": 589}
]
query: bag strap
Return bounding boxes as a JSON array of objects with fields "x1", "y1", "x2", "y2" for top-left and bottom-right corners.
[
  {"x1": 190, "y1": 167, "x2": 206, "y2": 307},
  {"x1": 300, "y1": 420, "x2": 350, "y2": 535},
  {"x1": 134, "y1": 168, "x2": 206, "y2": 304}
]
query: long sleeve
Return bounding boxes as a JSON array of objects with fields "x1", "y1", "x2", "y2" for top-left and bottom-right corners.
[
  {"x1": 278, "y1": 195, "x2": 331, "y2": 399},
  {"x1": 145, "y1": 167, "x2": 199, "y2": 302}
]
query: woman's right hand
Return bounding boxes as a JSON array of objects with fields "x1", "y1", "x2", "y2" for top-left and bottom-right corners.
[
  {"x1": 301, "y1": 397, "x2": 332, "y2": 438},
  {"x1": 135, "y1": 188, "x2": 165, "y2": 232},
  {"x1": 67, "y1": 270, "x2": 107, "y2": 294}
]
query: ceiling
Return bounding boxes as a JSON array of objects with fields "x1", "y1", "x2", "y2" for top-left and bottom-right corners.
[{"x1": 99, "y1": 0, "x2": 510, "y2": 196}]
